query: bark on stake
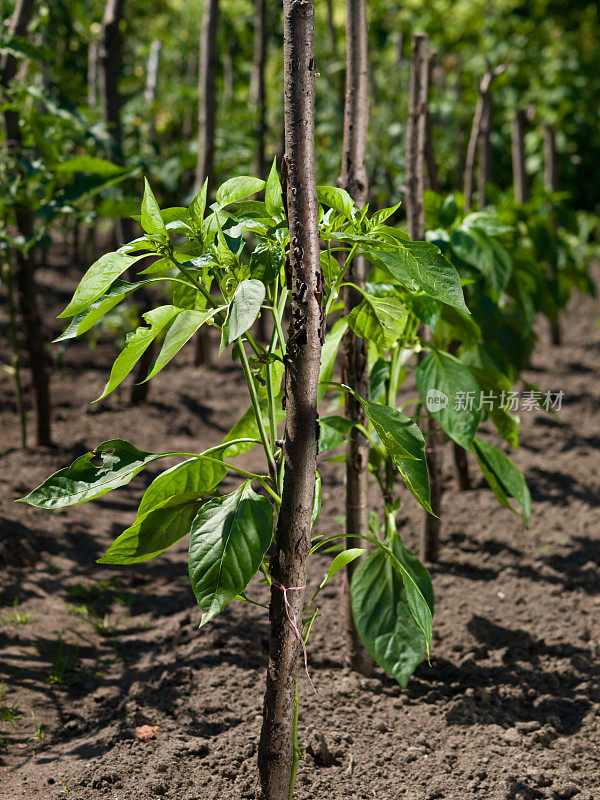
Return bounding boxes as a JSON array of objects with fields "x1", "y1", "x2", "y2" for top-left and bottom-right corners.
[
  {"x1": 1, "y1": 0, "x2": 52, "y2": 447},
  {"x1": 544, "y1": 124, "x2": 561, "y2": 346},
  {"x1": 511, "y1": 107, "x2": 528, "y2": 204},
  {"x1": 99, "y1": 0, "x2": 152, "y2": 404},
  {"x1": 463, "y1": 63, "x2": 504, "y2": 210},
  {"x1": 339, "y1": 0, "x2": 373, "y2": 674},
  {"x1": 406, "y1": 34, "x2": 442, "y2": 563},
  {"x1": 252, "y1": 0, "x2": 268, "y2": 180},
  {"x1": 257, "y1": 1, "x2": 323, "y2": 796}
]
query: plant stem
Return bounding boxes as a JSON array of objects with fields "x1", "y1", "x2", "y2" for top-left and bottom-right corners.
[
  {"x1": 238, "y1": 338, "x2": 278, "y2": 479},
  {"x1": 288, "y1": 682, "x2": 300, "y2": 800}
]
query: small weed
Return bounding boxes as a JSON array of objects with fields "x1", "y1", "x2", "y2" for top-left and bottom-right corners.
[
  {"x1": 0, "y1": 684, "x2": 23, "y2": 723},
  {"x1": 46, "y1": 639, "x2": 81, "y2": 686},
  {"x1": 6, "y1": 597, "x2": 32, "y2": 624},
  {"x1": 93, "y1": 614, "x2": 117, "y2": 636},
  {"x1": 30, "y1": 713, "x2": 45, "y2": 741}
]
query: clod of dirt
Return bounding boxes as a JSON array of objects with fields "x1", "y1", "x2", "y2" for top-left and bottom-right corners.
[{"x1": 135, "y1": 724, "x2": 161, "y2": 741}]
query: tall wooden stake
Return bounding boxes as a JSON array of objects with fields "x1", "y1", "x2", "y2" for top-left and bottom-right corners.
[
  {"x1": 406, "y1": 34, "x2": 443, "y2": 563},
  {"x1": 339, "y1": 0, "x2": 372, "y2": 674},
  {"x1": 1, "y1": 0, "x2": 52, "y2": 447},
  {"x1": 257, "y1": 1, "x2": 322, "y2": 797},
  {"x1": 252, "y1": 0, "x2": 268, "y2": 180},
  {"x1": 544, "y1": 124, "x2": 561, "y2": 346},
  {"x1": 511, "y1": 107, "x2": 528, "y2": 204}
]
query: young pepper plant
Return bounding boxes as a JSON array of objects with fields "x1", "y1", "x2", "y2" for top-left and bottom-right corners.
[{"x1": 18, "y1": 168, "x2": 454, "y2": 792}]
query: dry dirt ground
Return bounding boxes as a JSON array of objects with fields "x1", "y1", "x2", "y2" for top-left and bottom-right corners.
[{"x1": 0, "y1": 259, "x2": 599, "y2": 800}]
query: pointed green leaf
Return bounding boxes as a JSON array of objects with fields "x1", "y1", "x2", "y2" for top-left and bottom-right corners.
[
  {"x1": 96, "y1": 305, "x2": 181, "y2": 401},
  {"x1": 347, "y1": 390, "x2": 432, "y2": 513},
  {"x1": 98, "y1": 496, "x2": 205, "y2": 564},
  {"x1": 347, "y1": 292, "x2": 408, "y2": 351},
  {"x1": 18, "y1": 440, "x2": 171, "y2": 508},
  {"x1": 365, "y1": 242, "x2": 469, "y2": 313},
  {"x1": 144, "y1": 308, "x2": 222, "y2": 382},
  {"x1": 188, "y1": 481, "x2": 273, "y2": 625},
  {"x1": 351, "y1": 535, "x2": 433, "y2": 687},
  {"x1": 189, "y1": 179, "x2": 208, "y2": 226},
  {"x1": 265, "y1": 158, "x2": 284, "y2": 217},
  {"x1": 416, "y1": 349, "x2": 481, "y2": 449},
  {"x1": 472, "y1": 438, "x2": 531, "y2": 524},
  {"x1": 316, "y1": 185, "x2": 355, "y2": 219},
  {"x1": 249, "y1": 244, "x2": 283, "y2": 286},
  {"x1": 141, "y1": 178, "x2": 167, "y2": 236},
  {"x1": 138, "y1": 457, "x2": 227, "y2": 518},
  {"x1": 216, "y1": 176, "x2": 265, "y2": 207},
  {"x1": 59, "y1": 252, "x2": 149, "y2": 318},
  {"x1": 321, "y1": 548, "x2": 366, "y2": 589},
  {"x1": 220, "y1": 279, "x2": 265, "y2": 352},
  {"x1": 221, "y1": 400, "x2": 285, "y2": 457}
]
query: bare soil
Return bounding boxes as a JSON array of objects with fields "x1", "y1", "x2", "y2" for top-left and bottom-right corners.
[{"x1": 0, "y1": 259, "x2": 599, "y2": 800}]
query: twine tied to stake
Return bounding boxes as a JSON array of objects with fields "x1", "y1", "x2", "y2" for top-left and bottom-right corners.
[{"x1": 271, "y1": 578, "x2": 318, "y2": 695}]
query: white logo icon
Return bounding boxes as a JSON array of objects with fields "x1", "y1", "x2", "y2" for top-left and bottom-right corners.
[{"x1": 426, "y1": 389, "x2": 449, "y2": 412}]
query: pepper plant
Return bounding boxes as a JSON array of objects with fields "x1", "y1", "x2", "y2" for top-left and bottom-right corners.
[{"x1": 18, "y1": 166, "x2": 486, "y2": 790}]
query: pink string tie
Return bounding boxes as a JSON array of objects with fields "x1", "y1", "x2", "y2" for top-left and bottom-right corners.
[{"x1": 271, "y1": 578, "x2": 318, "y2": 695}]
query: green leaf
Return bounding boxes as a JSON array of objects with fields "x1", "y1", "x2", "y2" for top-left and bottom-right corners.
[
  {"x1": 316, "y1": 185, "x2": 355, "y2": 219},
  {"x1": 216, "y1": 176, "x2": 266, "y2": 207},
  {"x1": 141, "y1": 178, "x2": 167, "y2": 236},
  {"x1": 221, "y1": 400, "x2": 285, "y2": 457},
  {"x1": 98, "y1": 496, "x2": 205, "y2": 564},
  {"x1": 189, "y1": 180, "x2": 208, "y2": 226},
  {"x1": 415, "y1": 349, "x2": 481, "y2": 449},
  {"x1": 54, "y1": 279, "x2": 146, "y2": 342},
  {"x1": 348, "y1": 390, "x2": 432, "y2": 513},
  {"x1": 220, "y1": 279, "x2": 265, "y2": 352},
  {"x1": 138, "y1": 457, "x2": 227, "y2": 517},
  {"x1": 318, "y1": 318, "x2": 348, "y2": 400},
  {"x1": 58, "y1": 252, "x2": 149, "y2": 318},
  {"x1": 96, "y1": 306, "x2": 181, "y2": 400},
  {"x1": 312, "y1": 472, "x2": 322, "y2": 528},
  {"x1": 472, "y1": 438, "x2": 531, "y2": 524},
  {"x1": 144, "y1": 308, "x2": 221, "y2": 381},
  {"x1": 371, "y1": 202, "x2": 402, "y2": 227},
  {"x1": 321, "y1": 548, "x2": 366, "y2": 588},
  {"x1": 365, "y1": 242, "x2": 469, "y2": 313},
  {"x1": 347, "y1": 292, "x2": 408, "y2": 351},
  {"x1": 464, "y1": 362, "x2": 519, "y2": 448},
  {"x1": 318, "y1": 416, "x2": 354, "y2": 454},
  {"x1": 18, "y1": 440, "x2": 170, "y2": 509},
  {"x1": 188, "y1": 481, "x2": 273, "y2": 625},
  {"x1": 351, "y1": 535, "x2": 433, "y2": 687},
  {"x1": 249, "y1": 244, "x2": 283, "y2": 285},
  {"x1": 265, "y1": 158, "x2": 284, "y2": 217},
  {"x1": 53, "y1": 155, "x2": 127, "y2": 177}
]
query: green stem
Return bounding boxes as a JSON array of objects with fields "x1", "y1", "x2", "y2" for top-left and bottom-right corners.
[
  {"x1": 387, "y1": 344, "x2": 402, "y2": 408},
  {"x1": 288, "y1": 681, "x2": 300, "y2": 800},
  {"x1": 238, "y1": 338, "x2": 278, "y2": 479},
  {"x1": 325, "y1": 243, "x2": 357, "y2": 314}
]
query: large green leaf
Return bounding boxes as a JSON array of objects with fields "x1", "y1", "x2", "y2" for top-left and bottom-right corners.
[
  {"x1": 18, "y1": 440, "x2": 170, "y2": 509},
  {"x1": 415, "y1": 349, "x2": 481, "y2": 449},
  {"x1": 98, "y1": 496, "x2": 204, "y2": 565},
  {"x1": 351, "y1": 535, "x2": 433, "y2": 687},
  {"x1": 364, "y1": 243, "x2": 469, "y2": 313},
  {"x1": 96, "y1": 306, "x2": 181, "y2": 400},
  {"x1": 138, "y1": 457, "x2": 227, "y2": 517},
  {"x1": 189, "y1": 179, "x2": 208, "y2": 226},
  {"x1": 348, "y1": 391, "x2": 432, "y2": 513},
  {"x1": 347, "y1": 292, "x2": 408, "y2": 351},
  {"x1": 188, "y1": 481, "x2": 273, "y2": 625},
  {"x1": 472, "y1": 438, "x2": 531, "y2": 524},
  {"x1": 220, "y1": 279, "x2": 265, "y2": 351},
  {"x1": 216, "y1": 176, "x2": 265, "y2": 207},
  {"x1": 54, "y1": 279, "x2": 143, "y2": 342},
  {"x1": 144, "y1": 308, "x2": 221, "y2": 381},
  {"x1": 58, "y1": 251, "x2": 149, "y2": 318}
]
